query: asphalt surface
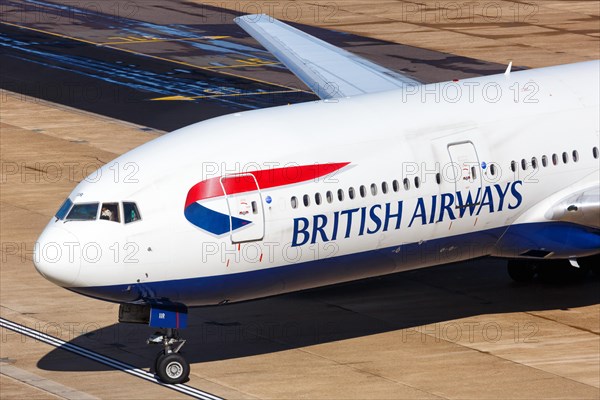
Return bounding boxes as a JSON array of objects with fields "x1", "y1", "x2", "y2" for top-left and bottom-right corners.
[
  {"x1": 0, "y1": 0, "x2": 512, "y2": 131},
  {"x1": 0, "y1": 22, "x2": 316, "y2": 131}
]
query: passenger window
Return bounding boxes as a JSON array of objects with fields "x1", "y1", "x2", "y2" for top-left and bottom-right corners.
[
  {"x1": 552, "y1": 154, "x2": 558, "y2": 165},
  {"x1": 370, "y1": 183, "x2": 377, "y2": 196},
  {"x1": 55, "y1": 198, "x2": 73, "y2": 220},
  {"x1": 326, "y1": 191, "x2": 333, "y2": 204},
  {"x1": 337, "y1": 189, "x2": 345, "y2": 201},
  {"x1": 510, "y1": 161, "x2": 516, "y2": 172},
  {"x1": 542, "y1": 155, "x2": 548, "y2": 167},
  {"x1": 100, "y1": 202, "x2": 120, "y2": 222},
  {"x1": 291, "y1": 196, "x2": 298, "y2": 209},
  {"x1": 123, "y1": 202, "x2": 141, "y2": 223},
  {"x1": 303, "y1": 195, "x2": 310, "y2": 207},
  {"x1": 392, "y1": 180, "x2": 400, "y2": 192},
  {"x1": 531, "y1": 157, "x2": 538, "y2": 169},
  {"x1": 381, "y1": 182, "x2": 388, "y2": 194},
  {"x1": 66, "y1": 203, "x2": 99, "y2": 221},
  {"x1": 436, "y1": 173, "x2": 441, "y2": 184},
  {"x1": 348, "y1": 187, "x2": 355, "y2": 200},
  {"x1": 489, "y1": 164, "x2": 496, "y2": 176},
  {"x1": 521, "y1": 159, "x2": 527, "y2": 170},
  {"x1": 315, "y1": 193, "x2": 322, "y2": 205},
  {"x1": 572, "y1": 150, "x2": 579, "y2": 162},
  {"x1": 359, "y1": 185, "x2": 367, "y2": 198},
  {"x1": 414, "y1": 176, "x2": 421, "y2": 188},
  {"x1": 562, "y1": 152, "x2": 569, "y2": 164},
  {"x1": 594, "y1": 147, "x2": 599, "y2": 159},
  {"x1": 403, "y1": 178, "x2": 410, "y2": 190},
  {"x1": 251, "y1": 201, "x2": 258, "y2": 214}
]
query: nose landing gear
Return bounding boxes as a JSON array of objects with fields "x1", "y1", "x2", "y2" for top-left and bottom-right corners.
[
  {"x1": 119, "y1": 303, "x2": 190, "y2": 384},
  {"x1": 148, "y1": 328, "x2": 189, "y2": 384}
]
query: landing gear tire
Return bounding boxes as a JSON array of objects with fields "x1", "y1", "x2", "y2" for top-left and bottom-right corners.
[
  {"x1": 507, "y1": 261, "x2": 536, "y2": 283},
  {"x1": 156, "y1": 353, "x2": 190, "y2": 384},
  {"x1": 148, "y1": 328, "x2": 189, "y2": 383},
  {"x1": 154, "y1": 350, "x2": 166, "y2": 373}
]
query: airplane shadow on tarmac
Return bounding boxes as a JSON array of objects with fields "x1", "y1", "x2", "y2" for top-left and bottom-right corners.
[{"x1": 38, "y1": 257, "x2": 600, "y2": 372}]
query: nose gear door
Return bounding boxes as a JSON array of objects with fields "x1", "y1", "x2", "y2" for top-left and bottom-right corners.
[{"x1": 220, "y1": 173, "x2": 265, "y2": 243}]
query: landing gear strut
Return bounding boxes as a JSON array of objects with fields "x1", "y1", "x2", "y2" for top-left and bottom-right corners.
[{"x1": 148, "y1": 328, "x2": 190, "y2": 384}]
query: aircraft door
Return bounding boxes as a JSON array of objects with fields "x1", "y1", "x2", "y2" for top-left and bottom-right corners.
[
  {"x1": 221, "y1": 173, "x2": 265, "y2": 243},
  {"x1": 447, "y1": 141, "x2": 483, "y2": 206}
]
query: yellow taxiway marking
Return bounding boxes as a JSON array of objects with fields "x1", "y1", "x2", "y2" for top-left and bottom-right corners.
[
  {"x1": 151, "y1": 89, "x2": 303, "y2": 101},
  {"x1": 0, "y1": 21, "x2": 311, "y2": 94},
  {"x1": 100, "y1": 35, "x2": 231, "y2": 45},
  {"x1": 236, "y1": 57, "x2": 273, "y2": 65},
  {"x1": 202, "y1": 62, "x2": 281, "y2": 69},
  {"x1": 107, "y1": 36, "x2": 136, "y2": 42},
  {"x1": 203, "y1": 58, "x2": 281, "y2": 69}
]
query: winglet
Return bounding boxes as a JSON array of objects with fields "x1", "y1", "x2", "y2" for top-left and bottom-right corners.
[{"x1": 504, "y1": 61, "x2": 513, "y2": 76}]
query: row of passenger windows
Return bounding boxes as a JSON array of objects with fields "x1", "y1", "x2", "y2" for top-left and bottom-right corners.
[
  {"x1": 290, "y1": 176, "x2": 431, "y2": 209},
  {"x1": 511, "y1": 147, "x2": 599, "y2": 172},
  {"x1": 55, "y1": 198, "x2": 142, "y2": 224},
  {"x1": 290, "y1": 146, "x2": 599, "y2": 210}
]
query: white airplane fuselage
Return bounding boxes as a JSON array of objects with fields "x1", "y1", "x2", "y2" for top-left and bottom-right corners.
[{"x1": 34, "y1": 60, "x2": 600, "y2": 307}]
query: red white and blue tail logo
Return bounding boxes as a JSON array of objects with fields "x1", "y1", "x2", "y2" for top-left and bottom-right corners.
[{"x1": 184, "y1": 163, "x2": 349, "y2": 235}]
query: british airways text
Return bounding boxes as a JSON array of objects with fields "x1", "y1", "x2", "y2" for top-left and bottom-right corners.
[{"x1": 292, "y1": 181, "x2": 523, "y2": 246}]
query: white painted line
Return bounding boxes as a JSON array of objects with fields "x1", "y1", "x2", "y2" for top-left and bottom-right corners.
[{"x1": 0, "y1": 318, "x2": 224, "y2": 400}]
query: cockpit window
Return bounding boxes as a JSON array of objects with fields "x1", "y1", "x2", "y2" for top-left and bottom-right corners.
[
  {"x1": 100, "y1": 203, "x2": 120, "y2": 222},
  {"x1": 123, "y1": 202, "x2": 141, "y2": 224},
  {"x1": 55, "y1": 198, "x2": 73, "y2": 220},
  {"x1": 66, "y1": 203, "x2": 99, "y2": 221}
]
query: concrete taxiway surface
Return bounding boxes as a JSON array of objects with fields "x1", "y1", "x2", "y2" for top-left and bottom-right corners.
[{"x1": 1, "y1": 0, "x2": 599, "y2": 399}]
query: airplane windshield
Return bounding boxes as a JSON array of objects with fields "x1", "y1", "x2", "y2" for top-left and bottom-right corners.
[
  {"x1": 123, "y1": 202, "x2": 141, "y2": 223},
  {"x1": 66, "y1": 203, "x2": 99, "y2": 221},
  {"x1": 55, "y1": 198, "x2": 73, "y2": 220},
  {"x1": 57, "y1": 201, "x2": 139, "y2": 223}
]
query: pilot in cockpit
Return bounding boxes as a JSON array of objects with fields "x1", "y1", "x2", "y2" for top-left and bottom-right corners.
[
  {"x1": 100, "y1": 206, "x2": 113, "y2": 221},
  {"x1": 100, "y1": 203, "x2": 119, "y2": 222}
]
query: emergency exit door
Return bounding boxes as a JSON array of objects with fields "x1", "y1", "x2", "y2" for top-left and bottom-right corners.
[
  {"x1": 447, "y1": 141, "x2": 482, "y2": 206},
  {"x1": 220, "y1": 173, "x2": 265, "y2": 243}
]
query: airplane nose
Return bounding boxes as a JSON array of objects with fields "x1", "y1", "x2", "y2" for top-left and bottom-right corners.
[{"x1": 34, "y1": 226, "x2": 81, "y2": 287}]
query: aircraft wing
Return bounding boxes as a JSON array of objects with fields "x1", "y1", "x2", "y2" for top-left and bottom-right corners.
[{"x1": 234, "y1": 14, "x2": 422, "y2": 99}]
